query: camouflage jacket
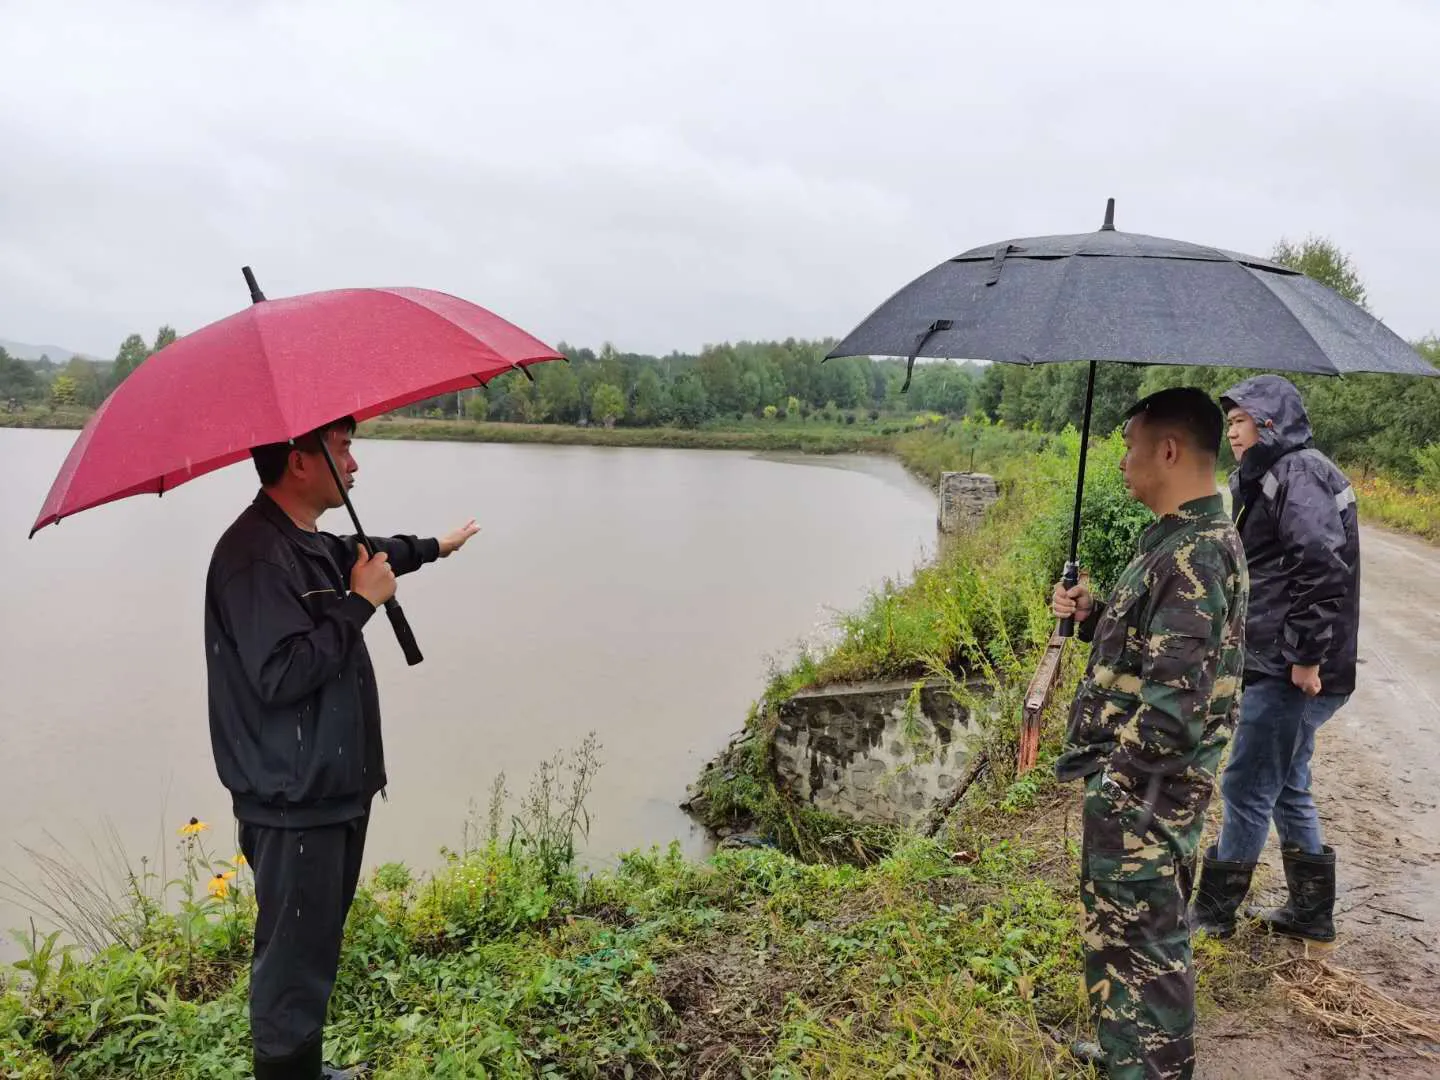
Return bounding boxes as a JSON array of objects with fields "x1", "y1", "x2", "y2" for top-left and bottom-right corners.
[{"x1": 1056, "y1": 493, "x2": 1248, "y2": 789}]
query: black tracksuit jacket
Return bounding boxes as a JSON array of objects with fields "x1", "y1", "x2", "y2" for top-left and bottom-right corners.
[{"x1": 204, "y1": 491, "x2": 438, "y2": 827}]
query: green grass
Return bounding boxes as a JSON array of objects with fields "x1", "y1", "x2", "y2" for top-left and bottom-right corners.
[
  {"x1": 1353, "y1": 473, "x2": 1440, "y2": 543},
  {"x1": 0, "y1": 732, "x2": 1107, "y2": 1079},
  {"x1": 890, "y1": 416, "x2": 1056, "y2": 486}
]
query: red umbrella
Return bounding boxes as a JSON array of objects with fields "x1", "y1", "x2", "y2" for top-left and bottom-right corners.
[{"x1": 31, "y1": 267, "x2": 564, "y2": 664}]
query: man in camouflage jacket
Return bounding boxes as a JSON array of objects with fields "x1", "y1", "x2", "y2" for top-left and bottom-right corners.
[{"x1": 1052, "y1": 387, "x2": 1248, "y2": 1080}]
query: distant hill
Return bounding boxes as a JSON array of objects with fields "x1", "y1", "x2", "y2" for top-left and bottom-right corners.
[{"x1": 0, "y1": 338, "x2": 103, "y2": 364}]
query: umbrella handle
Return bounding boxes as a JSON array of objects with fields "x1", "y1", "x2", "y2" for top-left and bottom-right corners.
[
  {"x1": 383, "y1": 598, "x2": 424, "y2": 667},
  {"x1": 1057, "y1": 560, "x2": 1079, "y2": 638}
]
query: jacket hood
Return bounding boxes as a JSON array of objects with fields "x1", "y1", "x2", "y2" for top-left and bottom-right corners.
[{"x1": 1221, "y1": 374, "x2": 1314, "y2": 484}]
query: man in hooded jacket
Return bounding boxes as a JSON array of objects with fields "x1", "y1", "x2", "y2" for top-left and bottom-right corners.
[{"x1": 1189, "y1": 375, "x2": 1360, "y2": 947}]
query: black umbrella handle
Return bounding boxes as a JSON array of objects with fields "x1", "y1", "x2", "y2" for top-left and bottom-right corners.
[
  {"x1": 317, "y1": 440, "x2": 425, "y2": 667},
  {"x1": 1058, "y1": 560, "x2": 1080, "y2": 638},
  {"x1": 383, "y1": 598, "x2": 424, "y2": 667}
]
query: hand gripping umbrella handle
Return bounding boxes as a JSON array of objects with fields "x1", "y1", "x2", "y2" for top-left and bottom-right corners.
[
  {"x1": 383, "y1": 598, "x2": 424, "y2": 667},
  {"x1": 1058, "y1": 560, "x2": 1079, "y2": 639}
]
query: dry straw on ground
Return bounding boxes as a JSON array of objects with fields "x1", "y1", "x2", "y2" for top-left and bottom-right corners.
[{"x1": 1277, "y1": 957, "x2": 1440, "y2": 1054}]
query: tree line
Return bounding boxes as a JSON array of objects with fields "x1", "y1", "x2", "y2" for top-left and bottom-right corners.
[
  {"x1": 1, "y1": 327, "x2": 174, "y2": 410},
  {"x1": 5, "y1": 237, "x2": 1436, "y2": 478},
  {"x1": 411, "y1": 236, "x2": 1440, "y2": 478},
  {"x1": 417, "y1": 340, "x2": 978, "y2": 429}
]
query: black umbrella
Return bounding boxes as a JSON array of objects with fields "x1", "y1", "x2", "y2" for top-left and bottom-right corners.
[{"x1": 828, "y1": 198, "x2": 1438, "y2": 636}]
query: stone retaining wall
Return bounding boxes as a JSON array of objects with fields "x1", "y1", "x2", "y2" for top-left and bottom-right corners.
[
  {"x1": 938, "y1": 472, "x2": 1000, "y2": 533},
  {"x1": 772, "y1": 678, "x2": 987, "y2": 827}
]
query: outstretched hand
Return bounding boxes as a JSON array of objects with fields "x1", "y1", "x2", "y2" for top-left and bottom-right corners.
[{"x1": 438, "y1": 518, "x2": 480, "y2": 557}]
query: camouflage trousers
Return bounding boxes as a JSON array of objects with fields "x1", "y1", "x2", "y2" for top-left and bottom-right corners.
[{"x1": 1080, "y1": 736, "x2": 1227, "y2": 1080}]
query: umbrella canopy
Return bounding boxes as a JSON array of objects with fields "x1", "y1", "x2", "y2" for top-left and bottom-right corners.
[
  {"x1": 826, "y1": 199, "x2": 1438, "y2": 636},
  {"x1": 32, "y1": 275, "x2": 563, "y2": 537},
  {"x1": 829, "y1": 199, "x2": 1438, "y2": 384}
]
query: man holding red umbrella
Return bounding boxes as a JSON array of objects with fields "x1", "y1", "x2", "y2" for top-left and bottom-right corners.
[
  {"x1": 30, "y1": 272, "x2": 563, "y2": 1079},
  {"x1": 206, "y1": 416, "x2": 478, "y2": 1079}
]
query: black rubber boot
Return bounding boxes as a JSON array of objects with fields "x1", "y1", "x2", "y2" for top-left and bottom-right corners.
[
  {"x1": 1188, "y1": 845, "x2": 1257, "y2": 939},
  {"x1": 253, "y1": 1040, "x2": 322, "y2": 1080},
  {"x1": 1255, "y1": 845, "x2": 1336, "y2": 945}
]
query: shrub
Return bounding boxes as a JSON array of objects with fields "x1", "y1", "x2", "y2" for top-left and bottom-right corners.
[{"x1": 1417, "y1": 443, "x2": 1440, "y2": 495}]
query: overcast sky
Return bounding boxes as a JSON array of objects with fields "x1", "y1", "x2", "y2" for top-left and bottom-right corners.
[{"x1": 2, "y1": 0, "x2": 1437, "y2": 359}]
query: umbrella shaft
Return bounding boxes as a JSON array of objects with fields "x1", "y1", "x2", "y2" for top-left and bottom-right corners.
[
  {"x1": 1058, "y1": 360, "x2": 1097, "y2": 639},
  {"x1": 1068, "y1": 361, "x2": 1097, "y2": 565},
  {"x1": 318, "y1": 441, "x2": 374, "y2": 555},
  {"x1": 317, "y1": 439, "x2": 425, "y2": 666}
]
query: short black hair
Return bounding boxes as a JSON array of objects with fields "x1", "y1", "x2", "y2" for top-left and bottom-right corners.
[
  {"x1": 250, "y1": 415, "x2": 357, "y2": 487},
  {"x1": 1123, "y1": 387, "x2": 1222, "y2": 458}
]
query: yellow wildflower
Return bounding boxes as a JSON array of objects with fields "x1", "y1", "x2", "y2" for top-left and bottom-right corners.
[
  {"x1": 208, "y1": 871, "x2": 236, "y2": 899},
  {"x1": 235, "y1": 852, "x2": 248, "y2": 868},
  {"x1": 179, "y1": 817, "x2": 209, "y2": 837}
]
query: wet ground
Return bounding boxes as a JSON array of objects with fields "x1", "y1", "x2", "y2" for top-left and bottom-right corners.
[{"x1": 1200, "y1": 526, "x2": 1440, "y2": 1079}]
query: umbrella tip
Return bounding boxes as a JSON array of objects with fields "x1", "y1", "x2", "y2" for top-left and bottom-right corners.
[
  {"x1": 1100, "y1": 198, "x2": 1116, "y2": 231},
  {"x1": 242, "y1": 266, "x2": 267, "y2": 304}
]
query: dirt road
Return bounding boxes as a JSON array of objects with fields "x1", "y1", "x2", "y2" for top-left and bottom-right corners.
[{"x1": 1199, "y1": 526, "x2": 1440, "y2": 1079}]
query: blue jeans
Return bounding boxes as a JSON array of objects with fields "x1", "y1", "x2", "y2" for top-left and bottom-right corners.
[{"x1": 1216, "y1": 675, "x2": 1350, "y2": 863}]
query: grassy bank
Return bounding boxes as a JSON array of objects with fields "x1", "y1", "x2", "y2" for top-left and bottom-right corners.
[
  {"x1": 687, "y1": 429, "x2": 1151, "y2": 864},
  {"x1": 0, "y1": 406, "x2": 92, "y2": 430},
  {"x1": 1352, "y1": 473, "x2": 1440, "y2": 542},
  {"x1": 0, "y1": 780, "x2": 1099, "y2": 1078},
  {"x1": 360, "y1": 416, "x2": 897, "y2": 454}
]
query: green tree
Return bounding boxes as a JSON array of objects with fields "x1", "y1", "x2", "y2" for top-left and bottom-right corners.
[
  {"x1": 111, "y1": 334, "x2": 150, "y2": 388},
  {"x1": 60, "y1": 356, "x2": 107, "y2": 407},
  {"x1": 972, "y1": 363, "x2": 1005, "y2": 419},
  {"x1": 1414, "y1": 442, "x2": 1440, "y2": 494},
  {"x1": 0, "y1": 348, "x2": 43, "y2": 402},
  {"x1": 631, "y1": 367, "x2": 673, "y2": 426},
  {"x1": 1271, "y1": 236, "x2": 1368, "y2": 307},
  {"x1": 739, "y1": 370, "x2": 764, "y2": 415},
  {"x1": 697, "y1": 345, "x2": 743, "y2": 415},
  {"x1": 538, "y1": 362, "x2": 582, "y2": 423},
  {"x1": 464, "y1": 390, "x2": 490, "y2": 421},
  {"x1": 591, "y1": 383, "x2": 626, "y2": 428},
  {"x1": 910, "y1": 362, "x2": 973, "y2": 416},
  {"x1": 492, "y1": 375, "x2": 541, "y2": 423},
  {"x1": 50, "y1": 374, "x2": 79, "y2": 406},
  {"x1": 671, "y1": 373, "x2": 711, "y2": 428},
  {"x1": 152, "y1": 325, "x2": 178, "y2": 353},
  {"x1": 818, "y1": 355, "x2": 868, "y2": 409}
]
